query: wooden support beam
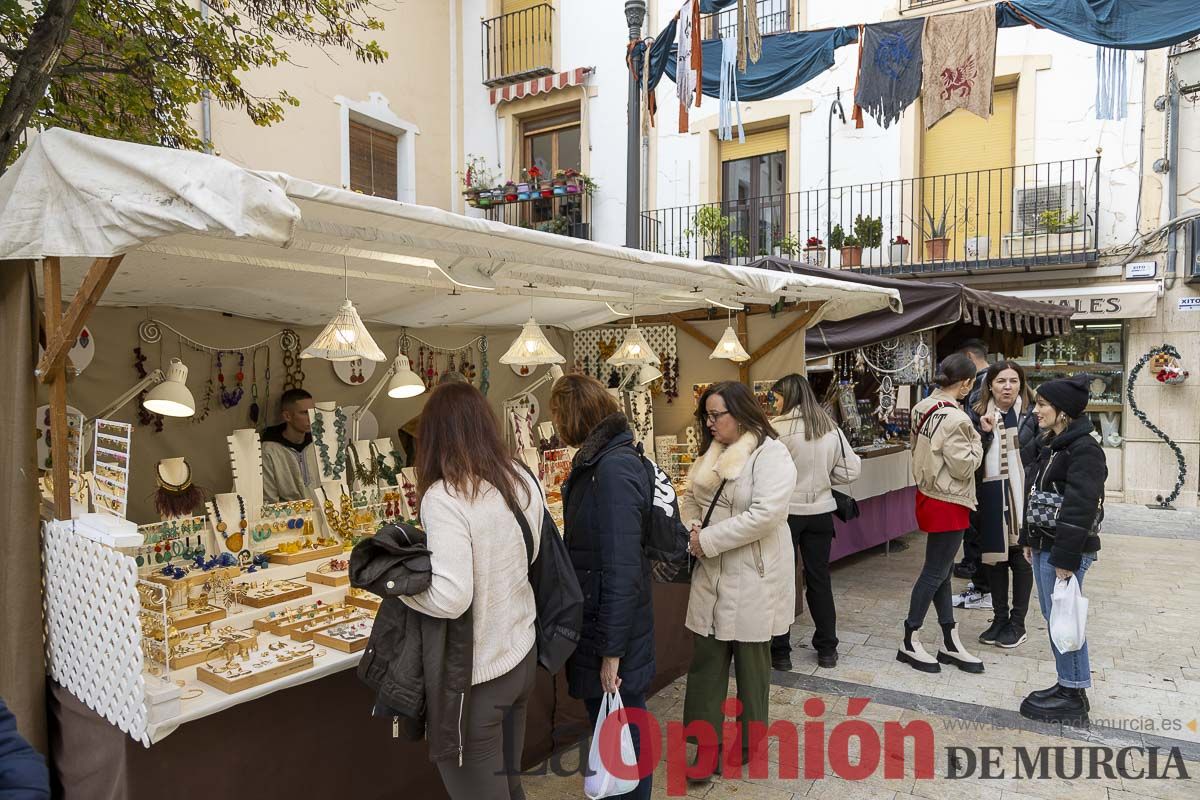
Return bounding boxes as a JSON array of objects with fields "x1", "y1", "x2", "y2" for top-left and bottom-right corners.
[
  {"x1": 667, "y1": 314, "x2": 718, "y2": 350},
  {"x1": 42, "y1": 257, "x2": 71, "y2": 519},
  {"x1": 746, "y1": 302, "x2": 823, "y2": 366},
  {"x1": 36, "y1": 255, "x2": 124, "y2": 382},
  {"x1": 736, "y1": 311, "x2": 750, "y2": 384}
]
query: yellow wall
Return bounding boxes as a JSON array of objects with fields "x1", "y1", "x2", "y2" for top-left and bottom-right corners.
[{"x1": 204, "y1": 3, "x2": 453, "y2": 210}]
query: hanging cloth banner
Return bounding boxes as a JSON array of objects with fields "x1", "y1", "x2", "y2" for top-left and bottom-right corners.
[
  {"x1": 718, "y1": 36, "x2": 745, "y2": 142},
  {"x1": 677, "y1": 0, "x2": 702, "y2": 134},
  {"x1": 736, "y1": 0, "x2": 762, "y2": 73},
  {"x1": 1096, "y1": 46, "x2": 1128, "y2": 121},
  {"x1": 922, "y1": 6, "x2": 997, "y2": 130},
  {"x1": 854, "y1": 19, "x2": 925, "y2": 130},
  {"x1": 645, "y1": 26, "x2": 858, "y2": 102},
  {"x1": 997, "y1": 0, "x2": 1200, "y2": 51}
]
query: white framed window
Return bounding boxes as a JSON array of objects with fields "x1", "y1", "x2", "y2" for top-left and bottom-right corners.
[{"x1": 335, "y1": 92, "x2": 419, "y2": 202}]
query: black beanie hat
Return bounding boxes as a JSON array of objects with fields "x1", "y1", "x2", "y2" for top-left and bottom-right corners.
[{"x1": 1036, "y1": 374, "x2": 1091, "y2": 419}]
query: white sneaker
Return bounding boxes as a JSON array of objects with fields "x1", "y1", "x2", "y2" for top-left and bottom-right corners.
[
  {"x1": 963, "y1": 592, "x2": 993, "y2": 610},
  {"x1": 953, "y1": 584, "x2": 981, "y2": 608}
]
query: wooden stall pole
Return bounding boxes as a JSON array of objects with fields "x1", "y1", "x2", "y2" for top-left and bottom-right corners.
[
  {"x1": 36, "y1": 255, "x2": 124, "y2": 383},
  {"x1": 667, "y1": 313, "x2": 718, "y2": 350},
  {"x1": 736, "y1": 311, "x2": 750, "y2": 384},
  {"x1": 41, "y1": 257, "x2": 71, "y2": 518}
]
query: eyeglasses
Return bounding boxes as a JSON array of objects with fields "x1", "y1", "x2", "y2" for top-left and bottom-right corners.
[{"x1": 704, "y1": 411, "x2": 731, "y2": 423}]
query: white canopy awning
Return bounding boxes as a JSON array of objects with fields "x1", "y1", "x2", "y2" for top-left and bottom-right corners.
[
  {"x1": 998, "y1": 282, "x2": 1162, "y2": 321},
  {"x1": 0, "y1": 129, "x2": 901, "y2": 330}
]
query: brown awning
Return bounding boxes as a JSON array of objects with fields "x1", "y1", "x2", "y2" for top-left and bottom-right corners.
[{"x1": 749, "y1": 258, "x2": 1075, "y2": 359}]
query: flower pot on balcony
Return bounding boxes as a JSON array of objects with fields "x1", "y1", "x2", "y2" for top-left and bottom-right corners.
[
  {"x1": 1001, "y1": 229, "x2": 1089, "y2": 258},
  {"x1": 965, "y1": 236, "x2": 990, "y2": 260},
  {"x1": 463, "y1": 188, "x2": 479, "y2": 207},
  {"x1": 553, "y1": 180, "x2": 567, "y2": 196},
  {"x1": 540, "y1": 181, "x2": 554, "y2": 198},
  {"x1": 475, "y1": 191, "x2": 491, "y2": 208},
  {"x1": 802, "y1": 247, "x2": 825, "y2": 267},
  {"x1": 924, "y1": 237, "x2": 950, "y2": 261},
  {"x1": 839, "y1": 246, "x2": 863, "y2": 269},
  {"x1": 889, "y1": 243, "x2": 911, "y2": 264}
]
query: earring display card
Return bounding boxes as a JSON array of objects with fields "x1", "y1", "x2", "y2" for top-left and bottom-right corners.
[{"x1": 93, "y1": 418, "x2": 133, "y2": 518}]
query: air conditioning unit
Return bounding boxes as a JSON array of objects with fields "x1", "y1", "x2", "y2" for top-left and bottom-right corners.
[{"x1": 1012, "y1": 182, "x2": 1086, "y2": 234}]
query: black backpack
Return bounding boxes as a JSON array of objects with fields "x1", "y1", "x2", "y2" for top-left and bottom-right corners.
[
  {"x1": 633, "y1": 442, "x2": 690, "y2": 564},
  {"x1": 510, "y1": 466, "x2": 583, "y2": 674}
]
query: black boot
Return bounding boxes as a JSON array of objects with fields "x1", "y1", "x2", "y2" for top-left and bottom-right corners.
[
  {"x1": 1028, "y1": 683, "x2": 1091, "y2": 712},
  {"x1": 978, "y1": 615, "x2": 1010, "y2": 645},
  {"x1": 1020, "y1": 685, "x2": 1090, "y2": 726},
  {"x1": 771, "y1": 632, "x2": 792, "y2": 671}
]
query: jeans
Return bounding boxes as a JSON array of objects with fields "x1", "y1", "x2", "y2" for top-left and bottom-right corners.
[
  {"x1": 771, "y1": 513, "x2": 838, "y2": 658},
  {"x1": 986, "y1": 545, "x2": 1034, "y2": 627},
  {"x1": 1031, "y1": 549, "x2": 1095, "y2": 689},
  {"x1": 584, "y1": 693, "x2": 652, "y2": 800},
  {"x1": 905, "y1": 531, "x2": 965, "y2": 630}
]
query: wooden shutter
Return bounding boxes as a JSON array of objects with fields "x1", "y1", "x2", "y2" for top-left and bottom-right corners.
[
  {"x1": 349, "y1": 121, "x2": 399, "y2": 200},
  {"x1": 719, "y1": 127, "x2": 788, "y2": 163}
]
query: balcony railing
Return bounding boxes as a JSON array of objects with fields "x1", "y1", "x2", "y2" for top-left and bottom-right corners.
[
  {"x1": 640, "y1": 157, "x2": 1101, "y2": 275},
  {"x1": 702, "y1": 0, "x2": 792, "y2": 40},
  {"x1": 482, "y1": 3, "x2": 554, "y2": 87},
  {"x1": 900, "y1": 0, "x2": 958, "y2": 12},
  {"x1": 486, "y1": 193, "x2": 591, "y2": 241}
]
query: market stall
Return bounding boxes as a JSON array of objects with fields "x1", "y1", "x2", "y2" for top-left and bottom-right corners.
[
  {"x1": 762, "y1": 258, "x2": 1076, "y2": 559},
  {"x1": 0, "y1": 130, "x2": 902, "y2": 798}
]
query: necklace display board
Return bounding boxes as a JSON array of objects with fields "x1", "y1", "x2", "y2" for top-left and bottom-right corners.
[
  {"x1": 505, "y1": 394, "x2": 539, "y2": 451},
  {"x1": 308, "y1": 403, "x2": 348, "y2": 482},
  {"x1": 627, "y1": 388, "x2": 655, "y2": 454},
  {"x1": 370, "y1": 438, "x2": 403, "y2": 486},
  {"x1": 227, "y1": 429, "x2": 264, "y2": 518},
  {"x1": 347, "y1": 441, "x2": 379, "y2": 491},
  {"x1": 206, "y1": 494, "x2": 249, "y2": 555},
  {"x1": 93, "y1": 419, "x2": 133, "y2": 518}
]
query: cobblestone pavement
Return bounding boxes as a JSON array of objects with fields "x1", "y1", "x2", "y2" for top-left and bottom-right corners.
[{"x1": 520, "y1": 504, "x2": 1200, "y2": 799}]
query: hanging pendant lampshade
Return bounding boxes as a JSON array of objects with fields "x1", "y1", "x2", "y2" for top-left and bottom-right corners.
[
  {"x1": 607, "y1": 323, "x2": 659, "y2": 366},
  {"x1": 710, "y1": 325, "x2": 751, "y2": 362},
  {"x1": 500, "y1": 317, "x2": 566, "y2": 366},
  {"x1": 302, "y1": 298, "x2": 386, "y2": 362}
]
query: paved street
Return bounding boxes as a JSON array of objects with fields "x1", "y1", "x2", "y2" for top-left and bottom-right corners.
[{"x1": 522, "y1": 504, "x2": 1200, "y2": 798}]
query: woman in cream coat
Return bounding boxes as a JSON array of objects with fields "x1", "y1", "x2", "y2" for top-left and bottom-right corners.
[{"x1": 680, "y1": 381, "x2": 797, "y2": 779}]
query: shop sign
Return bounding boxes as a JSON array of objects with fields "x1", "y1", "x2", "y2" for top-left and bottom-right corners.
[
  {"x1": 1125, "y1": 261, "x2": 1157, "y2": 279},
  {"x1": 1000, "y1": 285, "x2": 1160, "y2": 320},
  {"x1": 1180, "y1": 297, "x2": 1200, "y2": 312}
]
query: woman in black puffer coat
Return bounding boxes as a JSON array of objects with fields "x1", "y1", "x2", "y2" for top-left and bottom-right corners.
[
  {"x1": 551, "y1": 374, "x2": 654, "y2": 800},
  {"x1": 1018, "y1": 375, "x2": 1107, "y2": 727}
]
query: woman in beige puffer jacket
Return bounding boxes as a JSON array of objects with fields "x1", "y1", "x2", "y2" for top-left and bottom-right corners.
[{"x1": 680, "y1": 382, "x2": 796, "y2": 779}]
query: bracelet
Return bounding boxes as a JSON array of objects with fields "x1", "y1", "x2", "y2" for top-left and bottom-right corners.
[{"x1": 181, "y1": 688, "x2": 205, "y2": 701}]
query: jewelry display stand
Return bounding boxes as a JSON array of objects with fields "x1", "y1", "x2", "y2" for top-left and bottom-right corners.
[
  {"x1": 227, "y1": 429, "x2": 264, "y2": 520},
  {"x1": 206, "y1": 493, "x2": 248, "y2": 554},
  {"x1": 309, "y1": 402, "x2": 348, "y2": 482},
  {"x1": 398, "y1": 469, "x2": 419, "y2": 519},
  {"x1": 372, "y1": 438, "x2": 401, "y2": 473},
  {"x1": 349, "y1": 440, "x2": 378, "y2": 491},
  {"x1": 315, "y1": 481, "x2": 349, "y2": 541}
]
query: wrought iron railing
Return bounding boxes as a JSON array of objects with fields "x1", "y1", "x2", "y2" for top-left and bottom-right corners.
[
  {"x1": 640, "y1": 157, "x2": 1101, "y2": 275},
  {"x1": 900, "y1": 0, "x2": 958, "y2": 12},
  {"x1": 702, "y1": 0, "x2": 792, "y2": 40},
  {"x1": 482, "y1": 3, "x2": 554, "y2": 87},
  {"x1": 485, "y1": 193, "x2": 592, "y2": 241}
]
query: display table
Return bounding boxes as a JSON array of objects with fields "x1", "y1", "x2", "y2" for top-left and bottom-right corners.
[
  {"x1": 49, "y1": 580, "x2": 694, "y2": 800},
  {"x1": 831, "y1": 447, "x2": 917, "y2": 562}
]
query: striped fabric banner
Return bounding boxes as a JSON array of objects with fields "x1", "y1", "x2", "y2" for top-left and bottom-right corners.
[{"x1": 489, "y1": 66, "x2": 594, "y2": 105}]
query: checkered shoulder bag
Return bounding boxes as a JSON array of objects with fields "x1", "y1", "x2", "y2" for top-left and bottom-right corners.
[{"x1": 1026, "y1": 489, "x2": 1063, "y2": 529}]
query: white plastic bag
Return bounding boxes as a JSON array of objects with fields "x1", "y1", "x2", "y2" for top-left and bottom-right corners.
[
  {"x1": 584, "y1": 691, "x2": 639, "y2": 799},
  {"x1": 1049, "y1": 575, "x2": 1089, "y2": 653}
]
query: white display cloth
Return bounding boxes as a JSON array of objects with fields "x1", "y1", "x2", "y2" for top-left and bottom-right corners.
[
  {"x1": 846, "y1": 449, "x2": 914, "y2": 500},
  {"x1": 0, "y1": 129, "x2": 901, "y2": 331}
]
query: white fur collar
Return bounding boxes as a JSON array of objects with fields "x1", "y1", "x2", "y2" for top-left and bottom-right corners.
[{"x1": 690, "y1": 432, "x2": 760, "y2": 491}]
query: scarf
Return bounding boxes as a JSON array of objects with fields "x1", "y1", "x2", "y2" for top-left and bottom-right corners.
[
  {"x1": 979, "y1": 399, "x2": 1025, "y2": 563},
  {"x1": 736, "y1": 0, "x2": 762, "y2": 73},
  {"x1": 677, "y1": 0, "x2": 702, "y2": 133},
  {"x1": 718, "y1": 36, "x2": 744, "y2": 142},
  {"x1": 854, "y1": 19, "x2": 924, "y2": 130},
  {"x1": 922, "y1": 5, "x2": 997, "y2": 129}
]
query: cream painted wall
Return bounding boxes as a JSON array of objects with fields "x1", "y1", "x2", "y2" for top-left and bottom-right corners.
[
  {"x1": 50, "y1": 306, "x2": 570, "y2": 523},
  {"x1": 204, "y1": 1, "x2": 454, "y2": 210}
]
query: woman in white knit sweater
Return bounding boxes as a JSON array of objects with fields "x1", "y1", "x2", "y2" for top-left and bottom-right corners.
[{"x1": 400, "y1": 382, "x2": 543, "y2": 800}]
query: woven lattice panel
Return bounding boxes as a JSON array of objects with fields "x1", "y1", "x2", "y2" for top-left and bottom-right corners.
[
  {"x1": 43, "y1": 521, "x2": 149, "y2": 745},
  {"x1": 572, "y1": 325, "x2": 681, "y2": 401}
]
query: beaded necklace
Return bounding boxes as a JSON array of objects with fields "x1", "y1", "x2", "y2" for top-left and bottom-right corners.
[
  {"x1": 312, "y1": 407, "x2": 347, "y2": 477},
  {"x1": 213, "y1": 495, "x2": 248, "y2": 552}
]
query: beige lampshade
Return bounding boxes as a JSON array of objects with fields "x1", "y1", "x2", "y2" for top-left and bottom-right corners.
[
  {"x1": 710, "y1": 325, "x2": 751, "y2": 362},
  {"x1": 143, "y1": 358, "x2": 196, "y2": 417},
  {"x1": 606, "y1": 323, "x2": 659, "y2": 366},
  {"x1": 301, "y1": 299, "x2": 386, "y2": 362},
  {"x1": 387, "y1": 355, "x2": 425, "y2": 399},
  {"x1": 499, "y1": 317, "x2": 566, "y2": 366}
]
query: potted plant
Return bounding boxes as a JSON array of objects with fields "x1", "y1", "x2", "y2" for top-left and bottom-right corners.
[
  {"x1": 1003, "y1": 208, "x2": 1085, "y2": 257},
  {"x1": 839, "y1": 233, "x2": 864, "y2": 268},
  {"x1": 460, "y1": 154, "x2": 497, "y2": 208},
  {"x1": 853, "y1": 214, "x2": 883, "y2": 264},
  {"x1": 552, "y1": 170, "x2": 568, "y2": 195},
  {"x1": 803, "y1": 235, "x2": 825, "y2": 266},
  {"x1": 889, "y1": 234, "x2": 911, "y2": 264},
  {"x1": 517, "y1": 169, "x2": 534, "y2": 201},
  {"x1": 775, "y1": 233, "x2": 800, "y2": 259},
  {"x1": 685, "y1": 206, "x2": 732, "y2": 262},
  {"x1": 503, "y1": 180, "x2": 518, "y2": 203},
  {"x1": 729, "y1": 233, "x2": 750, "y2": 261},
  {"x1": 579, "y1": 174, "x2": 598, "y2": 196},
  {"x1": 921, "y1": 204, "x2": 951, "y2": 261}
]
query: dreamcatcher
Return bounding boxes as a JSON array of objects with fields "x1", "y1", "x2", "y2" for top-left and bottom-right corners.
[{"x1": 860, "y1": 333, "x2": 932, "y2": 420}]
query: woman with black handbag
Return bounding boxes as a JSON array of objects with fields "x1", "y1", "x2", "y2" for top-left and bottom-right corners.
[
  {"x1": 768, "y1": 374, "x2": 861, "y2": 671},
  {"x1": 1019, "y1": 375, "x2": 1106, "y2": 726},
  {"x1": 550, "y1": 374, "x2": 655, "y2": 800}
]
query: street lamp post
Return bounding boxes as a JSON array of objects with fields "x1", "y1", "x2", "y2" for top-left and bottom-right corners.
[
  {"x1": 827, "y1": 87, "x2": 846, "y2": 264},
  {"x1": 625, "y1": 0, "x2": 648, "y2": 249}
]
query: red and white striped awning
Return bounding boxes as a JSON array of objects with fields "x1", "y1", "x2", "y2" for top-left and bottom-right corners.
[{"x1": 489, "y1": 67, "x2": 594, "y2": 105}]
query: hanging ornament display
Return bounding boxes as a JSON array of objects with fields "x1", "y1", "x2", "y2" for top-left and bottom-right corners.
[
  {"x1": 859, "y1": 332, "x2": 932, "y2": 420},
  {"x1": 1128, "y1": 344, "x2": 1189, "y2": 509},
  {"x1": 217, "y1": 351, "x2": 245, "y2": 409},
  {"x1": 573, "y1": 325, "x2": 680, "y2": 403},
  {"x1": 398, "y1": 330, "x2": 489, "y2": 394},
  {"x1": 334, "y1": 357, "x2": 376, "y2": 386}
]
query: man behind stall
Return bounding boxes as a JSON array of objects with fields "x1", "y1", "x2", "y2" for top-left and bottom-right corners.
[{"x1": 261, "y1": 388, "x2": 320, "y2": 503}]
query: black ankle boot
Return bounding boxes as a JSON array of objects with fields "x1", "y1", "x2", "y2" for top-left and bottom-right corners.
[
  {"x1": 1028, "y1": 683, "x2": 1091, "y2": 712},
  {"x1": 1020, "y1": 685, "x2": 1089, "y2": 725}
]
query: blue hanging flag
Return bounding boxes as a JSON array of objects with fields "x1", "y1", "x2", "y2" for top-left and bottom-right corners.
[
  {"x1": 854, "y1": 19, "x2": 925, "y2": 130},
  {"x1": 997, "y1": 0, "x2": 1200, "y2": 50}
]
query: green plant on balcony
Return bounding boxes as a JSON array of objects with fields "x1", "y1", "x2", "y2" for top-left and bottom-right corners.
[
  {"x1": 461, "y1": 154, "x2": 498, "y2": 207},
  {"x1": 775, "y1": 233, "x2": 800, "y2": 258},
  {"x1": 1038, "y1": 208, "x2": 1080, "y2": 233},
  {"x1": 685, "y1": 206, "x2": 733, "y2": 259},
  {"x1": 729, "y1": 234, "x2": 750, "y2": 258},
  {"x1": 535, "y1": 215, "x2": 571, "y2": 236},
  {"x1": 829, "y1": 224, "x2": 846, "y2": 250},
  {"x1": 921, "y1": 203, "x2": 951, "y2": 239},
  {"x1": 853, "y1": 214, "x2": 883, "y2": 249}
]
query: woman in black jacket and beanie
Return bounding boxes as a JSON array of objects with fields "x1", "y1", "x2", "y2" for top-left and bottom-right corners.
[
  {"x1": 551, "y1": 374, "x2": 654, "y2": 800},
  {"x1": 1019, "y1": 374, "x2": 1107, "y2": 726}
]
